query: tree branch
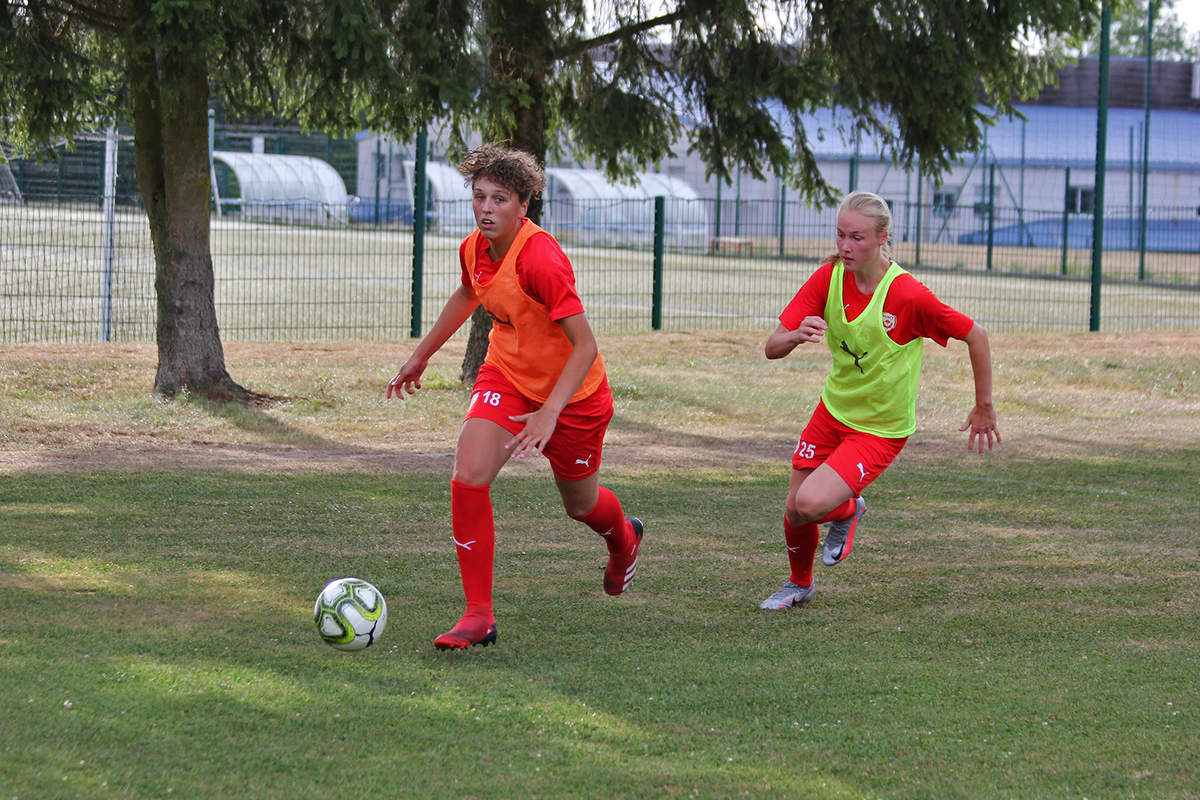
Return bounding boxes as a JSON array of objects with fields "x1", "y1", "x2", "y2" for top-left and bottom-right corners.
[
  {"x1": 41, "y1": 0, "x2": 126, "y2": 35},
  {"x1": 553, "y1": 10, "x2": 686, "y2": 61}
]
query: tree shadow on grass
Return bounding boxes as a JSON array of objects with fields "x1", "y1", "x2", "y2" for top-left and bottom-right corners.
[{"x1": 188, "y1": 396, "x2": 336, "y2": 450}]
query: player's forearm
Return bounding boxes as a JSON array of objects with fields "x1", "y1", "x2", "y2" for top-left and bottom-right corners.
[
  {"x1": 543, "y1": 314, "x2": 599, "y2": 415},
  {"x1": 542, "y1": 339, "x2": 596, "y2": 415},
  {"x1": 414, "y1": 287, "x2": 478, "y2": 363},
  {"x1": 964, "y1": 323, "x2": 994, "y2": 408},
  {"x1": 765, "y1": 329, "x2": 799, "y2": 359}
]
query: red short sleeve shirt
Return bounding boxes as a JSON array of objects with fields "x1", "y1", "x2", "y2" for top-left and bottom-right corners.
[
  {"x1": 779, "y1": 262, "x2": 974, "y2": 346},
  {"x1": 460, "y1": 231, "x2": 586, "y2": 321}
]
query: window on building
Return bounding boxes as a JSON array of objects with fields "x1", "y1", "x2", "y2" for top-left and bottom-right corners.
[
  {"x1": 973, "y1": 183, "x2": 995, "y2": 216},
  {"x1": 932, "y1": 189, "x2": 957, "y2": 215},
  {"x1": 1067, "y1": 185, "x2": 1095, "y2": 215}
]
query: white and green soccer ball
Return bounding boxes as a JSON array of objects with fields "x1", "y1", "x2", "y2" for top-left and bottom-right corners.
[{"x1": 313, "y1": 577, "x2": 388, "y2": 651}]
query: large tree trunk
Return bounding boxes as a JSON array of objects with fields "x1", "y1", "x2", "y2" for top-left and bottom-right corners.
[
  {"x1": 461, "y1": 0, "x2": 552, "y2": 385},
  {"x1": 126, "y1": 21, "x2": 261, "y2": 404}
]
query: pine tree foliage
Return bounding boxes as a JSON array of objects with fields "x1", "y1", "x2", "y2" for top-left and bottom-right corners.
[{"x1": 1, "y1": 0, "x2": 1099, "y2": 392}]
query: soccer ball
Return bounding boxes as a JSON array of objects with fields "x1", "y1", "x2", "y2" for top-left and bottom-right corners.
[{"x1": 313, "y1": 577, "x2": 388, "y2": 651}]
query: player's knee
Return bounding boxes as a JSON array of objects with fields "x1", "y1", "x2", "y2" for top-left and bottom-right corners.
[
  {"x1": 787, "y1": 496, "x2": 823, "y2": 525},
  {"x1": 452, "y1": 463, "x2": 492, "y2": 486},
  {"x1": 562, "y1": 496, "x2": 594, "y2": 520}
]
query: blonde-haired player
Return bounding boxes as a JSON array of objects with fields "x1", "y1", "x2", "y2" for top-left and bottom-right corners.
[{"x1": 760, "y1": 191, "x2": 999, "y2": 610}]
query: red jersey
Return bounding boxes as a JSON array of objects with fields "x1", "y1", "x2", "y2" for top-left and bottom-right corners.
[
  {"x1": 459, "y1": 230, "x2": 585, "y2": 322},
  {"x1": 460, "y1": 220, "x2": 604, "y2": 404},
  {"x1": 779, "y1": 261, "x2": 973, "y2": 346}
]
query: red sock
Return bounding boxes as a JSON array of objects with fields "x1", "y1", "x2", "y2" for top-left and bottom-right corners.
[
  {"x1": 819, "y1": 498, "x2": 857, "y2": 524},
  {"x1": 784, "y1": 516, "x2": 819, "y2": 587},
  {"x1": 450, "y1": 479, "x2": 495, "y2": 623},
  {"x1": 573, "y1": 486, "x2": 632, "y2": 554}
]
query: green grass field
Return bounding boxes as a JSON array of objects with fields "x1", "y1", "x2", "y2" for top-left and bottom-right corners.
[{"x1": 1, "y1": 331, "x2": 1198, "y2": 798}]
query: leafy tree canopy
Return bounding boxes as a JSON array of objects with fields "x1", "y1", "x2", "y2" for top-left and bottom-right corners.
[
  {"x1": 1076, "y1": 0, "x2": 1200, "y2": 61},
  {"x1": 1, "y1": 0, "x2": 1103, "y2": 394},
  {"x1": 377, "y1": 0, "x2": 1101, "y2": 205},
  {"x1": 3, "y1": 1, "x2": 1102, "y2": 204}
]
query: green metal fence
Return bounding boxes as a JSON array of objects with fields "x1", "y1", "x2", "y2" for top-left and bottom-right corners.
[{"x1": 2, "y1": 195, "x2": 1197, "y2": 345}]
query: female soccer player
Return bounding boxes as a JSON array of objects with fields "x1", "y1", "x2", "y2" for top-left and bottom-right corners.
[
  {"x1": 759, "y1": 191, "x2": 999, "y2": 610},
  {"x1": 387, "y1": 144, "x2": 643, "y2": 649}
]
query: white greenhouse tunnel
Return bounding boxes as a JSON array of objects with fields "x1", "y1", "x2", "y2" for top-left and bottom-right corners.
[
  {"x1": 401, "y1": 161, "x2": 709, "y2": 248},
  {"x1": 545, "y1": 168, "x2": 708, "y2": 249},
  {"x1": 211, "y1": 151, "x2": 350, "y2": 226},
  {"x1": 207, "y1": 146, "x2": 709, "y2": 244}
]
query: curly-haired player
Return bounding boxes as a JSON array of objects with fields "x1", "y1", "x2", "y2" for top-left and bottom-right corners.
[{"x1": 388, "y1": 144, "x2": 643, "y2": 649}]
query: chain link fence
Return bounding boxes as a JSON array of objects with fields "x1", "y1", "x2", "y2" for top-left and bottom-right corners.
[
  {"x1": 3, "y1": 195, "x2": 1197, "y2": 345},
  {"x1": 3, "y1": 126, "x2": 1198, "y2": 344}
]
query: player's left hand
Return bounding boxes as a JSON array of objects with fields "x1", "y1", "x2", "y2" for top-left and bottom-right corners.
[
  {"x1": 506, "y1": 407, "x2": 558, "y2": 459},
  {"x1": 960, "y1": 403, "x2": 1000, "y2": 454}
]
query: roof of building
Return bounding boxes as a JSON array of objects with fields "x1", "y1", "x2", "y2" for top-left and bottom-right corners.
[
  {"x1": 798, "y1": 103, "x2": 1200, "y2": 171},
  {"x1": 1027, "y1": 56, "x2": 1199, "y2": 111}
]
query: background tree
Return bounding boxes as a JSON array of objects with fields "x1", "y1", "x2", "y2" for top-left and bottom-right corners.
[
  {"x1": 1078, "y1": 0, "x2": 1198, "y2": 60},
  {"x1": 0, "y1": 0, "x2": 457, "y2": 400},
  {"x1": 398, "y1": 0, "x2": 1099, "y2": 381},
  {"x1": 3, "y1": 1, "x2": 1101, "y2": 392}
]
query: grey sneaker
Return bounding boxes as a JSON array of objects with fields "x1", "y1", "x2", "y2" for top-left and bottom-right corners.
[
  {"x1": 759, "y1": 579, "x2": 815, "y2": 610},
  {"x1": 823, "y1": 496, "x2": 866, "y2": 566}
]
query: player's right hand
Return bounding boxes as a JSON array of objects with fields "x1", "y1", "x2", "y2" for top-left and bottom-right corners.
[
  {"x1": 386, "y1": 360, "x2": 425, "y2": 399},
  {"x1": 795, "y1": 315, "x2": 828, "y2": 343}
]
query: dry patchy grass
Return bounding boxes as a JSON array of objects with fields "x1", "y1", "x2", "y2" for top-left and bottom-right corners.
[{"x1": 1, "y1": 330, "x2": 1198, "y2": 475}]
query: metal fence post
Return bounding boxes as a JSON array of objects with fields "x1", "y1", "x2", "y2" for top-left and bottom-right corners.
[
  {"x1": 209, "y1": 109, "x2": 222, "y2": 218},
  {"x1": 410, "y1": 129, "x2": 428, "y2": 338},
  {"x1": 652, "y1": 196, "x2": 665, "y2": 330},
  {"x1": 100, "y1": 126, "x2": 118, "y2": 342},
  {"x1": 1061, "y1": 167, "x2": 1071, "y2": 276},
  {"x1": 777, "y1": 178, "x2": 786, "y2": 258},
  {"x1": 1138, "y1": 1, "x2": 1154, "y2": 282},
  {"x1": 713, "y1": 180, "x2": 722, "y2": 239},
  {"x1": 373, "y1": 138, "x2": 382, "y2": 226},
  {"x1": 1090, "y1": 3, "x2": 1111, "y2": 333},
  {"x1": 913, "y1": 166, "x2": 923, "y2": 268},
  {"x1": 986, "y1": 162, "x2": 995, "y2": 271},
  {"x1": 733, "y1": 168, "x2": 742, "y2": 236}
]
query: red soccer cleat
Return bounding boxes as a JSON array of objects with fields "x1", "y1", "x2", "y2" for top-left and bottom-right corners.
[
  {"x1": 434, "y1": 616, "x2": 498, "y2": 650},
  {"x1": 603, "y1": 517, "x2": 644, "y2": 596}
]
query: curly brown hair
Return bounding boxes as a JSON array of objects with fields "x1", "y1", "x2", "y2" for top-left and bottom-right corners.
[{"x1": 457, "y1": 144, "x2": 545, "y2": 202}]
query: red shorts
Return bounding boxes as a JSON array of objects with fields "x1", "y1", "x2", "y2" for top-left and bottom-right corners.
[
  {"x1": 466, "y1": 363, "x2": 614, "y2": 480},
  {"x1": 791, "y1": 400, "x2": 908, "y2": 495}
]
